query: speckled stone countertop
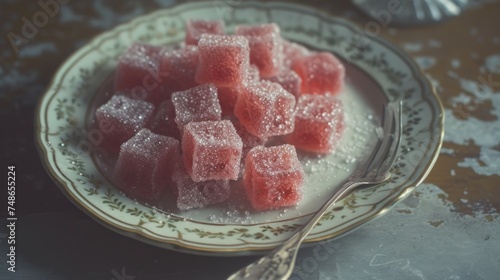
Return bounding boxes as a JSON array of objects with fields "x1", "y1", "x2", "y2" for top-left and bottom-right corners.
[{"x1": 1, "y1": 1, "x2": 499, "y2": 279}]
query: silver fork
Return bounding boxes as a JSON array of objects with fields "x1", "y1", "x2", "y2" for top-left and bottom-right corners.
[{"x1": 227, "y1": 101, "x2": 403, "y2": 280}]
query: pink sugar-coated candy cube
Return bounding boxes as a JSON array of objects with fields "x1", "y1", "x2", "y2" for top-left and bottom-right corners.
[
  {"x1": 185, "y1": 19, "x2": 225, "y2": 45},
  {"x1": 217, "y1": 87, "x2": 240, "y2": 116},
  {"x1": 281, "y1": 39, "x2": 309, "y2": 69},
  {"x1": 171, "y1": 83, "x2": 222, "y2": 132},
  {"x1": 231, "y1": 119, "x2": 266, "y2": 158},
  {"x1": 287, "y1": 94, "x2": 344, "y2": 154},
  {"x1": 113, "y1": 129, "x2": 180, "y2": 200},
  {"x1": 234, "y1": 80, "x2": 296, "y2": 140},
  {"x1": 172, "y1": 164, "x2": 230, "y2": 210},
  {"x1": 264, "y1": 69, "x2": 302, "y2": 99},
  {"x1": 195, "y1": 34, "x2": 250, "y2": 88},
  {"x1": 292, "y1": 52, "x2": 345, "y2": 95},
  {"x1": 235, "y1": 23, "x2": 282, "y2": 78},
  {"x1": 95, "y1": 95, "x2": 154, "y2": 154},
  {"x1": 217, "y1": 65, "x2": 261, "y2": 116},
  {"x1": 244, "y1": 145, "x2": 304, "y2": 211},
  {"x1": 158, "y1": 45, "x2": 199, "y2": 96},
  {"x1": 114, "y1": 43, "x2": 165, "y2": 105},
  {"x1": 147, "y1": 100, "x2": 180, "y2": 140},
  {"x1": 182, "y1": 120, "x2": 243, "y2": 182}
]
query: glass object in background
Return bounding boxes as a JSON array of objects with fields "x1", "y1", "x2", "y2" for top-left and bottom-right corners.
[{"x1": 352, "y1": 0, "x2": 469, "y2": 25}]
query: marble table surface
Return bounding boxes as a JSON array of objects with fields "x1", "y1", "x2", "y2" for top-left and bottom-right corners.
[{"x1": 1, "y1": 0, "x2": 499, "y2": 279}]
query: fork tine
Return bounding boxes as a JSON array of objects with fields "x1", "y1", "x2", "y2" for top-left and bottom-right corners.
[
  {"x1": 369, "y1": 105, "x2": 396, "y2": 175},
  {"x1": 358, "y1": 104, "x2": 390, "y2": 177},
  {"x1": 375, "y1": 101, "x2": 403, "y2": 177},
  {"x1": 363, "y1": 102, "x2": 396, "y2": 176}
]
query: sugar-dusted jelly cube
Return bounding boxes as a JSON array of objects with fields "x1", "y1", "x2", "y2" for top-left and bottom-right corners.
[
  {"x1": 217, "y1": 65, "x2": 261, "y2": 116},
  {"x1": 195, "y1": 34, "x2": 250, "y2": 88},
  {"x1": 287, "y1": 94, "x2": 344, "y2": 154},
  {"x1": 158, "y1": 45, "x2": 199, "y2": 95},
  {"x1": 172, "y1": 164, "x2": 230, "y2": 210},
  {"x1": 113, "y1": 129, "x2": 180, "y2": 200},
  {"x1": 217, "y1": 86, "x2": 240, "y2": 116},
  {"x1": 234, "y1": 81, "x2": 295, "y2": 139},
  {"x1": 231, "y1": 119, "x2": 266, "y2": 157},
  {"x1": 148, "y1": 100, "x2": 180, "y2": 140},
  {"x1": 244, "y1": 145, "x2": 304, "y2": 210},
  {"x1": 282, "y1": 39, "x2": 309, "y2": 69},
  {"x1": 171, "y1": 83, "x2": 222, "y2": 132},
  {"x1": 265, "y1": 69, "x2": 302, "y2": 98},
  {"x1": 185, "y1": 19, "x2": 225, "y2": 45},
  {"x1": 114, "y1": 43, "x2": 164, "y2": 104},
  {"x1": 95, "y1": 95, "x2": 154, "y2": 153},
  {"x1": 235, "y1": 23, "x2": 282, "y2": 78},
  {"x1": 293, "y1": 52, "x2": 345, "y2": 95},
  {"x1": 182, "y1": 120, "x2": 243, "y2": 182}
]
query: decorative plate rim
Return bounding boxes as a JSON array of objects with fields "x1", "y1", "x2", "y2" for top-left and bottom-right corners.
[{"x1": 35, "y1": 1, "x2": 444, "y2": 255}]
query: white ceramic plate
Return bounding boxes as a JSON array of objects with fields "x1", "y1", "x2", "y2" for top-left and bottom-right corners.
[{"x1": 35, "y1": 1, "x2": 444, "y2": 255}]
